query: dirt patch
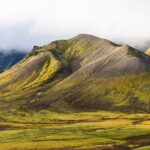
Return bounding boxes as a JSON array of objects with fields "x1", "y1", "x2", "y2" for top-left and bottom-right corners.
[
  {"x1": 87, "y1": 145, "x2": 131, "y2": 150},
  {"x1": 127, "y1": 135, "x2": 150, "y2": 148}
]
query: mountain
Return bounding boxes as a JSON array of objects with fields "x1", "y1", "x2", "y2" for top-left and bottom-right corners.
[
  {"x1": 145, "y1": 48, "x2": 150, "y2": 56},
  {"x1": 0, "y1": 34, "x2": 150, "y2": 112},
  {"x1": 0, "y1": 50, "x2": 26, "y2": 72}
]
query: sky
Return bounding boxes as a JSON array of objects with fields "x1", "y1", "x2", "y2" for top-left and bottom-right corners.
[{"x1": 0, "y1": 0, "x2": 150, "y2": 52}]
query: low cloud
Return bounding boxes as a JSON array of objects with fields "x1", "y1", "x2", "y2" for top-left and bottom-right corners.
[{"x1": 0, "y1": 0, "x2": 150, "y2": 52}]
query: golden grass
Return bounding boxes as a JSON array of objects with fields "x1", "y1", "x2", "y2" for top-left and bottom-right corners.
[{"x1": 0, "y1": 111, "x2": 149, "y2": 150}]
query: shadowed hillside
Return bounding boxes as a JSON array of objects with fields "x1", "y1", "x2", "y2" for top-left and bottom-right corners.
[
  {"x1": 0, "y1": 34, "x2": 150, "y2": 112},
  {"x1": 0, "y1": 50, "x2": 26, "y2": 72}
]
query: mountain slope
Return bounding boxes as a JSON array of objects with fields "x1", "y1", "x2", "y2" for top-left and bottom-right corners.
[
  {"x1": 145, "y1": 48, "x2": 150, "y2": 56},
  {"x1": 0, "y1": 34, "x2": 150, "y2": 112}
]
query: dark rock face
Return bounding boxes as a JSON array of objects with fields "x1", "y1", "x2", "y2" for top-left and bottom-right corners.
[{"x1": 0, "y1": 50, "x2": 26, "y2": 72}]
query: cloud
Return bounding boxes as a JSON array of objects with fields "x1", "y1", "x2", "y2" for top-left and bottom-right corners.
[
  {"x1": 0, "y1": 22, "x2": 54, "y2": 51},
  {"x1": 0, "y1": 0, "x2": 150, "y2": 52}
]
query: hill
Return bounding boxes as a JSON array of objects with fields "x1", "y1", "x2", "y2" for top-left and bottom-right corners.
[{"x1": 0, "y1": 34, "x2": 150, "y2": 112}]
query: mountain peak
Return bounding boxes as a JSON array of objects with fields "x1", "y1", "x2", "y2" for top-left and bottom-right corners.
[{"x1": 73, "y1": 33, "x2": 99, "y2": 38}]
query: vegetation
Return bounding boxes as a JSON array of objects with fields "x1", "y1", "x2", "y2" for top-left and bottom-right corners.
[{"x1": 0, "y1": 110, "x2": 149, "y2": 150}]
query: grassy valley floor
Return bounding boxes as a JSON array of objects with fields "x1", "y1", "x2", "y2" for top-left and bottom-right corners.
[{"x1": 0, "y1": 110, "x2": 149, "y2": 150}]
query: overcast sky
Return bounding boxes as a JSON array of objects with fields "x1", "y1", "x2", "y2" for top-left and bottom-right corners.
[{"x1": 0, "y1": 0, "x2": 150, "y2": 52}]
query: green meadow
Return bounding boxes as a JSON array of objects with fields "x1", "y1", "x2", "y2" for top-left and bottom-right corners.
[{"x1": 0, "y1": 110, "x2": 149, "y2": 150}]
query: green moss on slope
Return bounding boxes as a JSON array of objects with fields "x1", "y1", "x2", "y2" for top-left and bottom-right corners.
[{"x1": 0, "y1": 34, "x2": 150, "y2": 113}]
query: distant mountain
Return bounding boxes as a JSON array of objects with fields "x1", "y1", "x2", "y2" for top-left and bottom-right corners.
[
  {"x1": 0, "y1": 34, "x2": 150, "y2": 113},
  {"x1": 0, "y1": 50, "x2": 26, "y2": 72}
]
